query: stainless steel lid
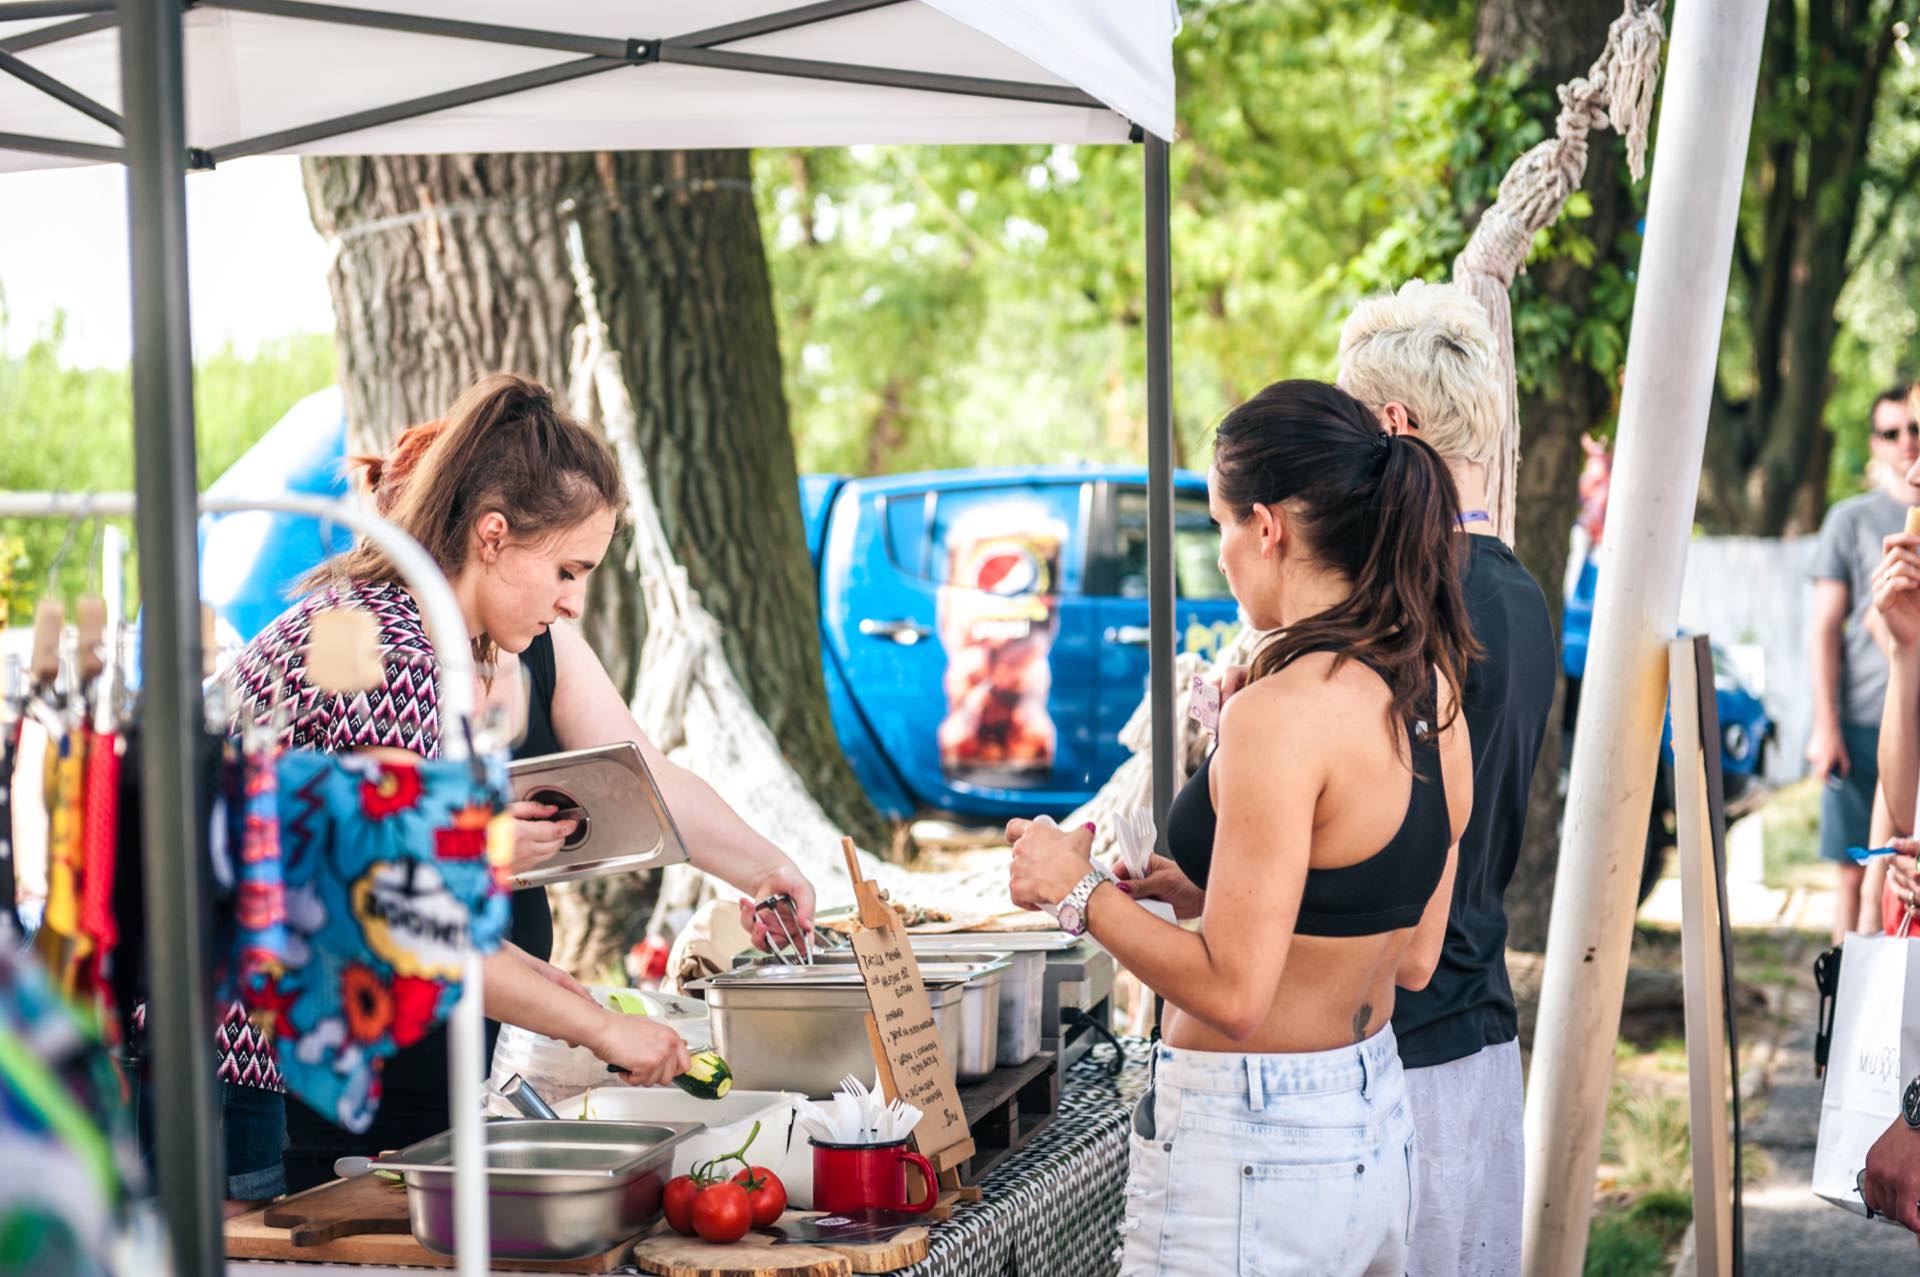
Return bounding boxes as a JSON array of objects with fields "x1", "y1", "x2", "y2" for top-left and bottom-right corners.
[
  {"x1": 694, "y1": 964, "x2": 971, "y2": 990},
  {"x1": 371, "y1": 1119, "x2": 704, "y2": 1180}
]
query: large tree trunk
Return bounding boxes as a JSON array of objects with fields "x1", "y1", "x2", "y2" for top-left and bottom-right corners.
[
  {"x1": 1696, "y1": 2, "x2": 1898, "y2": 535},
  {"x1": 1474, "y1": 0, "x2": 1644, "y2": 954},
  {"x1": 304, "y1": 152, "x2": 888, "y2": 979}
]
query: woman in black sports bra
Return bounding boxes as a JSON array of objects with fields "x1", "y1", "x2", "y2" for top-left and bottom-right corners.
[{"x1": 1007, "y1": 380, "x2": 1476, "y2": 1276}]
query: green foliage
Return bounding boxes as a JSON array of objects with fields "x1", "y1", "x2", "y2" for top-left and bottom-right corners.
[
  {"x1": 0, "y1": 309, "x2": 333, "y2": 625},
  {"x1": 754, "y1": 0, "x2": 1656, "y2": 484},
  {"x1": 1824, "y1": 52, "x2": 1920, "y2": 505},
  {"x1": 757, "y1": 0, "x2": 1486, "y2": 474},
  {"x1": 1584, "y1": 1191, "x2": 1692, "y2": 1277}
]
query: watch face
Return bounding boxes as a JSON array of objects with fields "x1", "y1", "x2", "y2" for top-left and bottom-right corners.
[
  {"x1": 1058, "y1": 901, "x2": 1085, "y2": 935},
  {"x1": 1905, "y1": 1076, "x2": 1920, "y2": 1128}
]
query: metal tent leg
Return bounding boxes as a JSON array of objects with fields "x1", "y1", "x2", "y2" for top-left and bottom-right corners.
[
  {"x1": 119, "y1": 1, "x2": 222, "y2": 1273},
  {"x1": 1143, "y1": 133, "x2": 1176, "y2": 845}
]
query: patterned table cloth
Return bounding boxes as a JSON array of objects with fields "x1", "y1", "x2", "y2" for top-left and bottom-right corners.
[{"x1": 901, "y1": 1037, "x2": 1150, "y2": 1277}]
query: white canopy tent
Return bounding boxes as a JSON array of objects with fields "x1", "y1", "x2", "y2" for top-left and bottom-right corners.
[
  {"x1": 0, "y1": 3, "x2": 1182, "y2": 1274},
  {"x1": 0, "y1": 0, "x2": 1176, "y2": 166}
]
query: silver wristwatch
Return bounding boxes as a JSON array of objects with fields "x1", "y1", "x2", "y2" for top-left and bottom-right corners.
[{"x1": 1056, "y1": 864, "x2": 1113, "y2": 937}]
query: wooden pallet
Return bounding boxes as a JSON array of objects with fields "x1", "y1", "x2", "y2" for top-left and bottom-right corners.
[{"x1": 950, "y1": 1053, "x2": 1059, "y2": 1185}]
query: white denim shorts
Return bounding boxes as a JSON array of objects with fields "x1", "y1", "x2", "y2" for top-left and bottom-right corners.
[{"x1": 1119, "y1": 1026, "x2": 1417, "y2": 1277}]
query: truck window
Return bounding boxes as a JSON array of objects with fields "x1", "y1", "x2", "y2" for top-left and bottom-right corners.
[
  {"x1": 1110, "y1": 488, "x2": 1230, "y2": 600},
  {"x1": 924, "y1": 485, "x2": 1085, "y2": 595},
  {"x1": 881, "y1": 491, "x2": 935, "y2": 578}
]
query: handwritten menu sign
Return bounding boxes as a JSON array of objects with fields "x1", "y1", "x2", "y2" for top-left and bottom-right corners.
[
  {"x1": 838, "y1": 838, "x2": 974, "y2": 1170},
  {"x1": 851, "y1": 924, "x2": 969, "y2": 1157}
]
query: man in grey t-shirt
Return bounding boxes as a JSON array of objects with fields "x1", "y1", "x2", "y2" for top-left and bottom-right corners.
[{"x1": 1810, "y1": 384, "x2": 1920, "y2": 941}]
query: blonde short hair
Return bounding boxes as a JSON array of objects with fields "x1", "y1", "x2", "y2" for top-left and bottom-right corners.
[{"x1": 1336, "y1": 280, "x2": 1505, "y2": 467}]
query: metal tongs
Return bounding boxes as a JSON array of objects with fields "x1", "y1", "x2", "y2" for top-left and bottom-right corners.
[{"x1": 754, "y1": 892, "x2": 813, "y2": 965}]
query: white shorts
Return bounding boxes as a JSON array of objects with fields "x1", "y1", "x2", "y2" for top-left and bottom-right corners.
[
  {"x1": 1119, "y1": 1028, "x2": 1416, "y2": 1277},
  {"x1": 1403, "y1": 1038, "x2": 1524, "y2": 1277}
]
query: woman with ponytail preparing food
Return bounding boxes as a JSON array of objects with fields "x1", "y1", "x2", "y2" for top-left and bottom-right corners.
[
  {"x1": 1007, "y1": 380, "x2": 1474, "y2": 1275},
  {"x1": 229, "y1": 372, "x2": 817, "y2": 1190}
]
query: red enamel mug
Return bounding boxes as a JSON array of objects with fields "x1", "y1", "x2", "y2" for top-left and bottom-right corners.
[{"x1": 809, "y1": 1138, "x2": 939, "y2": 1214}]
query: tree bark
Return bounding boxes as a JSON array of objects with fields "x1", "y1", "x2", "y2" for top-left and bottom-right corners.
[
  {"x1": 1695, "y1": 4, "x2": 1897, "y2": 535},
  {"x1": 1474, "y1": 0, "x2": 1643, "y2": 953},
  {"x1": 304, "y1": 152, "x2": 888, "y2": 978}
]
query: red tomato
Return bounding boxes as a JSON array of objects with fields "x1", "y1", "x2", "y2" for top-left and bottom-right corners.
[
  {"x1": 692, "y1": 1181, "x2": 752, "y2": 1244},
  {"x1": 662, "y1": 1174, "x2": 700, "y2": 1237},
  {"x1": 731, "y1": 1166, "x2": 788, "y2": 1228}
]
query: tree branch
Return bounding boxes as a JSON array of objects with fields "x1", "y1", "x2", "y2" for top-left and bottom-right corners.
[{"x1": 1850, "y1": 145, "x2": 1920, "y2": 271}]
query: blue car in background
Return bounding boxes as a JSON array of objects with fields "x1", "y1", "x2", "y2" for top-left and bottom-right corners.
[
  {"x1": 1560, "y1": 552, "x2": 1774, "y2": 903},
  {"x1": 801, "y1": 468, "x2": 1241, "y2": 822}
]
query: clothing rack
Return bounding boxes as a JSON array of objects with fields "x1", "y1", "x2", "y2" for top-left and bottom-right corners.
[{"x1": 0, "y1": 490, "x2": 493, "y2": 1277}]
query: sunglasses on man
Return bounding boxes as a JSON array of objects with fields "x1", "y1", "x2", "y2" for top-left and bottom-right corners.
[{"x1": 1875, "y1": 421, "x2": 1920, "y2": 443}]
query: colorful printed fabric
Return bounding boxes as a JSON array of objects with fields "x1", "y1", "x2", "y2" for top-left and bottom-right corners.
[
  {"x1": 216, "y1": 1002, "x2": 283, "y2": 1092},
  {"x1": 77, "y1": 730, "x2": 121, "y2": 993},
  {"x1": 234, "y1": 741, "x2": 287, "y2": 984},
  {"x1": 33, "y1": 728, "x2": 89, "y2": 986},
  {"x1": 254, "y1": 751, "x2": 506, "y2": 1133},
  {"x1": 0, "y1": 941, "x2": 138, "y2": 1277},
  {"x1": 227, "y1": 580, "x2": 443, "y2": 760}
]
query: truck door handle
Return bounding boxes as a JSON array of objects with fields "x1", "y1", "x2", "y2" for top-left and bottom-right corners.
[
  {"x1": 859, "y1": 618, "x2": 934, "y2": 646},
  {"x1": 1104, "y1": 626, "x2": 1152, "y2": 646}
]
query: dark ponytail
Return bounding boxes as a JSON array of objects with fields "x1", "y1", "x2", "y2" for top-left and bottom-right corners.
[{"x1": 1211, "y1": 379, "x2": 1476, "y2": 731}]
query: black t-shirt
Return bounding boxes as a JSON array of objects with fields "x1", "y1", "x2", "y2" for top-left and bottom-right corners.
[
  {"x1": 282, "y1": 630, "x2": 562, "y2": 1187},
  {"x1": 1390, "y1": 535, "x2": 1557, "y2": 1070}
]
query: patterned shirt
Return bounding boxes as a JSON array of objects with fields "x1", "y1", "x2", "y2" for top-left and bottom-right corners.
[
  {"x1": 217, "y1": 579, "x2": 445, "y2": 1091},
  {"x1": 228, "y1": 580, "x2": 444, "y2": 760}
]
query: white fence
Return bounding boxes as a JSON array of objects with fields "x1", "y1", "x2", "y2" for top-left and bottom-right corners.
[{"x1": 1673, "y1": 534, "x2": 1816, "y2": 785}]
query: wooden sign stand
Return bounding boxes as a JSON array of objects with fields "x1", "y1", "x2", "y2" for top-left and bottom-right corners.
[
  {"x1": 838, "y1": 837, "x2": 975, "y2": 1199},
  {"x1": 1670, "y1": 635, "x2": 1739, "y2": 1277}
]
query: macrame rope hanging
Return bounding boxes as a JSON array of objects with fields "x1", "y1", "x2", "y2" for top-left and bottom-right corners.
[{"x1": 1455, "y1": 0, "x2": 1666, "y2": 543}]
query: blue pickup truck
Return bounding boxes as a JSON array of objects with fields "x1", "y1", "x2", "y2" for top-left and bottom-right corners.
[{"x1": 799, "y1": 468, "x2": 1240, "y2": 821}]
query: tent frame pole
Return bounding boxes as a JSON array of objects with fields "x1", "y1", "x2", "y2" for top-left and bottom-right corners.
[
  {"x1": 0, "y1": 128, "x2": 120, "y2": 161},
  {"x1": 0, "y1": 45, "x2": 123, "y2": 130},
  {"x1": 0, "y1": 1, "x2": 110, "y2": 19},
  {"x1": 1143, "y1": 133, "x2": 1176, "y2": 843},
  {"x1": 119, "y1": 1, "x2": 223, "y2": 1275},
  {"x1": 206, "y1": 55, "x2": 629, "y2": 164},
  {"x1": 0, "y1": 10, "x2": 115, "y2": 53},
  {"x1": 1519, "y1": 1, "x2": 1769, "y2": 1271}
]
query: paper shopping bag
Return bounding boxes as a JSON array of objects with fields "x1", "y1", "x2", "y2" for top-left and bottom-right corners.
[{"x1": 1812, "y1": 933, "x2": 1920, "y2": 1214}]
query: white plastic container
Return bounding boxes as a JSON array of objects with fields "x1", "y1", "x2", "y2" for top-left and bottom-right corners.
[
  {"x1": 486, "y1": 987, "x2": 710, "y2": 1103},
  {"x1": 908, "y1": 939, "x2": 1045, "y2": 1066},
  {"x1": 550, "y1": 1087, "x2": 814, "y2": 1207}
]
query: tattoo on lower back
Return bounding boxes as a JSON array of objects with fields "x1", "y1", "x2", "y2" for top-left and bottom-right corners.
[{"x1": 1352, "y1": 1002, "x2": 1373, "y2": 1043}]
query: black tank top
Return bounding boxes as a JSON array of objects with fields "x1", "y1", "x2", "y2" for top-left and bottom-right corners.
[
  {"x1": 1164, "y1": 653, "x2": 1451, "y2": 937},
  {"x1": 282, "y1": 631, "x2": 563, "y2": 1186}
]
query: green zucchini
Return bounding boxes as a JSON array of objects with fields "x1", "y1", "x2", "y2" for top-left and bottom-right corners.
[{"x1": 674, "y1": 1050, "x2": 732, "y2": 1100}]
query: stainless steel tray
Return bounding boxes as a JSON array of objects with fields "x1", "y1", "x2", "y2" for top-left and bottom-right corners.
[
  {"x1": 372, "y1": 1118, "x2": 703, "y2": 1259},
  {"x1": 505, "y1": 742, "x2": 691, "y2": 888}
]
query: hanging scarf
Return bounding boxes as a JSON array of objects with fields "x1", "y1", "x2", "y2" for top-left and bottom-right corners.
[
  {"x1": 76, "y1": 729, "x2": 121, "y2": 998},
  {"x1": 34, "y1": 727, "x2": 89, "y2": 988},
  {"x1": 256, "y1": 751, "x2": 507, "y2": 1133}
]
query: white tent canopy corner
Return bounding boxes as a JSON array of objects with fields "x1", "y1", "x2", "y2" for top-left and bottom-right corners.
[{"x1": 0, "y1": 0, "x2": 1178, "y2": 170}]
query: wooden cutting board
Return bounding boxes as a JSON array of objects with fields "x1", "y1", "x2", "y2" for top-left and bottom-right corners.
[
  {"x1": 225, "y1": 1206, "x2": 641, "y2": 1272},
  {"x1": 226, "y1": 1204, "x2": 928, "y2": 1275},
  {"x1": 260, "y1": 1173, "x2": 411, "y2": 1246},
  {"x1": 629, "y1": 1217, "x2": 929, "y2": 1276}
]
